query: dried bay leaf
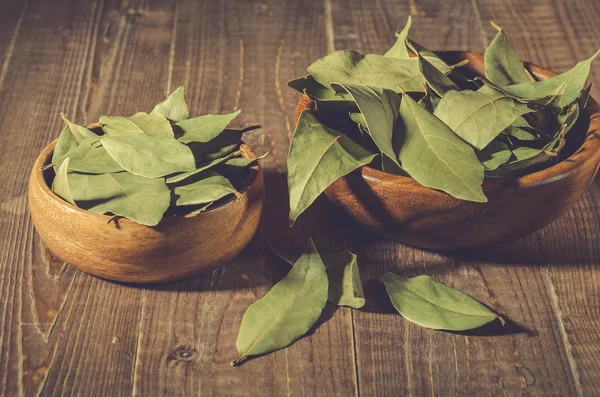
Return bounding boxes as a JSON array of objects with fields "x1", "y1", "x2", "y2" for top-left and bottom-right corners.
[
  {"x1": 69, "y1": 172, "x2": 171, "y2": 226},
  {"x1": 477, "y1": 139, "x2": 512, "y2": 171},
  {"x1": 396, "y1": 93, "x2": 487, "y2": 202},
  {"x1": 151, "y1": 86, "x2": 189, "y2": 122},
  {"x1": 381, "y1": 273, "x2": 503, "y2": 331},
  {"x1": 331, "y1": 83, "x2": 403, "y2": 174},
  {"x1": 175, "y1": 170, "x2": 240, "y2": 206},
  {"x1": 485, "y1": 50, "x2": 599, "y2": 109},
  {"x1": 52, "y1": 115, "x2": 98, "y2": 164},
  {"x1": 216, "y1": 152, "x2": 268, "y2": 177},
  {"x1": 232, "y1": 239, "x2": 328, "y2": 365},
  {"x1": 176, "y1": 110, "x2": 241, "y2": 144},
  {"x1": 484, "y1": 23, "x2": 532, "y2": 86},
  {"x1": 414, "y1": 48, "x2": 459, "y2": 97},
  {"x1": 101, "y1": 134, "x2": 195, "y2": 178},
  {"x1": 100, "y1": 112, "x2": 174, "y2": 138},
  {"x1": 288, "y1": 110, "x2": 376, "y2": 225},
  {"x1": 287, "y1": 75, "x2": 356, "y2": 110},
  {"x1": 384, "y1": 15, "x2": 412, "y2": 59},
  {"x1": 434, "y1": 90, "x2": 533, "y2": 150},
  {"x1": 268, "y1": 243, "x2": 365, "y2": 309},
  {"x1": 308, "y1": 50, "x2": 437, "y2": 93},
  {"x1": 166, "y1": 150, "x2": 243, "y2": 184},
  {"x1": 54, "y1": 139, "x2": 124, "y2": 174},
  {"x1": 52, "y1": 158, "x2": 75, "y2": 205}
]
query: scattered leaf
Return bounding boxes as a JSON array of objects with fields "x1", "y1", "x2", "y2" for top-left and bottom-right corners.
[{"x1": 381, "y1": 273, "x2": 504, "y2": 331}]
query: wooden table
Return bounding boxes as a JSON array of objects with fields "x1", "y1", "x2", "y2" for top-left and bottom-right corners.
[{"x1": 1, "y1": 0, "x2": 599, "y2": 395}]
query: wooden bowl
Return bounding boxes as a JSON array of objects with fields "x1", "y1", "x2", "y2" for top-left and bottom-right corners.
[
  {"x1": 28, "y1": 140, "x2": 264, "y2": 283},
  {"x1": 294, "y1": 51, "x2": 600, "y2": 250}
]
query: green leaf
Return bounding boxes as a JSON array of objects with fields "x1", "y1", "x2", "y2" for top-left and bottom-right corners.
[
  {"x1": 489, "y1": 49, "x2": 600, "y2": 109},
  {"x1": 397, "y1": 93, "x2": 487, "y2": 202},
  {"x1": 54, "y1": 139, "x2": 125, "y2": 174},
  {"x1": 331, "y1": 83, "x2": 403, "y2": 174},
  {"x1": 52, "y1": 158, "x2": 75, "y2": 205},
  {"x1": 324, "y1": 251, "x2": 365, "y2": 308},
  {"x1": 288, "y1": 110, "x2": 376, "y2": 225},
  {"x1": 151, "y1": 86, "x2": 190, "y2": 122},
  {"x1": 308, "y1": 50, "x2": 448, "y2": 93},
  {"x1": 232, "y1": 239, "x2": 328, "y2": 365},
  {"x1": 216, "y1": 152, "x2": 268, "y2": 177},
  {"x1": 100, "y1": 112, "x2": 174, "y2": 138},
  {"x1": 69, "y1": 172, "x2": 171, "y2": 226},
  {"x1": 477, "y1": 139, "x2": 512, "y2": 171},
  {"x1": 434, "y1": 90, "x2": 533, "y2": 150},
  {"x1": 187, "y1": 129, "x2": 244, "y2": 163},
  {"x1": 267, "y1": 243, "x2": 365, "y2": 308},
  {"x1": 100, "y1": 134, "x2": 195, "y2": 178},
  {"x1": 175, "y1": 170, "x2": 240, "y2": 206},
  {"x1": 176, "y1": 110, "x2": 241, "y2": 144},
  {"x1": 166, "y1": 150, "x2": 243, "y2": 184},
  {"x1": 484, "y1": 24, "x2": 532, "y2": 86},
  {"x1": 384, "y1": 15, "x2": 412, "y2": 59},
  {"x1": 52, "y1": 115, "x2": 98, "y2": 164},
  {"x1": 381, "y1": 273, "x2": 503, "y2": 331},
  {"x1": 415, "y1": 50, "x2": 459, "y2": 97},
  {"x1": 287, "y1": 75, "x2": 356, "y2": 110}
]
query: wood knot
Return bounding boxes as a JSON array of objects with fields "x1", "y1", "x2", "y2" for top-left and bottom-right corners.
[{"x1": 168, "y1": 345, "x2": 198, "y2": 362}]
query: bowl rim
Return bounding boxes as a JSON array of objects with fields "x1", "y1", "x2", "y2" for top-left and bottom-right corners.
[
  {"x1": 32, "y1": 138, "x2": 261, "y2": 226},
  {"x1": 294, "y1": 50, "x2": 600, "y2": 193}
]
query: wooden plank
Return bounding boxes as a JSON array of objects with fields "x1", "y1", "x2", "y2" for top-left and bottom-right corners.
[
  {"x1": 0, "y1": 0, "x2": 177, "y2": 395},
  {"x1": 129, "y1": 1, "x2": 359, "y2": 395},
  {"x1": 473, "y1": 1, "x2": 600, "y2": 394},
  {"x1": 328, "y1": 0, "x2": 589, "y2": 395},
  {"x1": 0, "y1": 1, "x2": 27, "y2": 91}
]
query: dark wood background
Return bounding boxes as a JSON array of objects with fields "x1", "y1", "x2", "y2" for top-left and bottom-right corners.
[{"x1": 1, "y1": 0, "x2": 599, "y2": 395}]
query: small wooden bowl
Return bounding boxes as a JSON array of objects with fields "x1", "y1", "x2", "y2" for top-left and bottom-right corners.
[
  {"x1": 294, "y1": 51, "x2": 600, "y2": 249},
  {"x1": 28, "y1": 140, "x2": 264, "y2": 283}
]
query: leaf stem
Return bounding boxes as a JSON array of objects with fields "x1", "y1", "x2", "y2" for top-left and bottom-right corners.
[
  {"x1": 40, "y1": 162, "x2": 56, "y2": 171},
  {"x1": 230, "y1": 354, "x2": 246, "y2": 367}
]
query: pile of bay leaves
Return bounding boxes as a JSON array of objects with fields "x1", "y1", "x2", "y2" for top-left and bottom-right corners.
[
  {"x1": 48, "y1": 86, "x2": 262, "y2": 226},
  {"x1": 232, "y1": 239, "x2": 503, "y2": 365},
  {"x1": 287, "y1": 17, "x2": 599, "y2": 225}
]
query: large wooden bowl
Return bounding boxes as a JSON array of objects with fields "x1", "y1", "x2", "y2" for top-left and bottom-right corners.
[
  {"x1": 294, "y1": 51, "x2": 600, "y2": 249},
  {"x1": 29, "y1": 140, "x2": 264, "y2": 283}
]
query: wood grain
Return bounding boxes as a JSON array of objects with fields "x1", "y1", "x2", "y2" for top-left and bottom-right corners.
[{"x1": 1, "y1": 0, "x2": 600, "y2": 395}]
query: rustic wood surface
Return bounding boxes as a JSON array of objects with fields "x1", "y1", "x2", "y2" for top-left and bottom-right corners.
[{"x1": 1, "y1": 0, "x2": 599, "y2": 395}]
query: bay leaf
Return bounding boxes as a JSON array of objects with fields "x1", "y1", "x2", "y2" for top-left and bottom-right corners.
[
  {"x1": 267, "y1": 243, "x2": 365, "y2": 309},
  {"x1": 52, "y1": 114, "x2": 98, "y2": 163},
  {"x1": 396, "y1": 93, "x2": 487, "y2": 202},
  {"x1": 381, "y1": 273, "x2": 503, "y2": 331},
  {"x1": 324, "y1": 251, "x2": 365, "y2": 308},
  {"x1": 69, "y1": 172, "x2": 171, "y2": 226},
  {"x1": 415, "y1": 49, "x2": 459, "y2": 97},
  {"x1": 232, "y1": 239, "x2": 328, "y2": 365},
  {"x1": 384, "y1": 16, "x2": 448, "y2": 70},
  {"x1": 503, "y1": 126, "x2": 540, "y2": 142},
  {"x1": 486, "y1": 49, "x2": 599, "y2": 109},
  {"x1": 288, "y1": 110, "x2": 376, "y2": 225},
  {"x1": 52, "y1": 158, "x2": 75, "y2": 205},
  {"x1": 100, "y1": 112, "x2": 174, "y2": 138},
  {"x1": 384, "y1": 15, "x2": 412, "y2": 59},
  {"x1": 176, "y1": 110, "x2": 241, "y2": 144},
  {"x1": 175, "y1": 170, "x2": 240, "y2": 206},
  {"x1": 151, "y1": 85, "x2": 190, "y2": 122},
  {"x1": 433, "y1": 89, "x2": 532, "y2": 150},
  {"x1": 579, "y1": 83, "x2": 592, "y2": 109},
  {"x1": 216, "y1": 152, "x2": 268, "y2": 177},
  {"x1": 54, "y1": 139, "x2": 124, "y2": 174},
  {"x1": 101, "y1": 134, "x2": 195, "y2": 178},
  {"x1": 477, "y1": 139, "x2": 512, "y2": 171},
  {"x1": 331, "y1": 83, "x2": 403, "y2": 174},
  {"x1": 308, "y1": 50, "x2": 447, "y2": 93},
  {"x1": 287, "y1": 75, "x2": 356, "y2": 110},
  {"x1": 187, "y1": 129, "x2": 244, "y2": 163},
  {"x1": 484, "y1": 23, "x2": 532, "y2": 86},
  {"x1": 166, "y1": 150, "x2": 243, "y2": 184}
]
